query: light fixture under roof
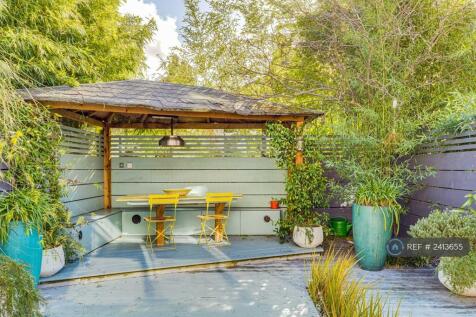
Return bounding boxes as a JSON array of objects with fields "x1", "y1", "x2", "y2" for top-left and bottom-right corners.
[{"x1": 159, "y1": 118, "x2": 185, "y2": 147}]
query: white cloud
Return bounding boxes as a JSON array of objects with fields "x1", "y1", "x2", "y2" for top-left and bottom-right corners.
[{"x1": 119, "y1": 0, "x2": 181, "y2": 79}]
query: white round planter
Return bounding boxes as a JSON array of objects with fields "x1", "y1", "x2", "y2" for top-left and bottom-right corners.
[
  {"x1": 40, "y1": 245, "x2": 65, "y2": 278},
  {"x1": 292, "y1": 226, "x2": 324, "y2": 248},
  {"x1": 438, "y1": 268, "x2": 476, "y2": 297}
]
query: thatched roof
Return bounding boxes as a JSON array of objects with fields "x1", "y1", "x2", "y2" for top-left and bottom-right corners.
[{"x1": 19, "y1": 80, "x2": 323, "y2": 129}]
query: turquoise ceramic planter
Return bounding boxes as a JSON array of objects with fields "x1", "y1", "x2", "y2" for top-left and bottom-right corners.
[
  {"x1": 0, "y1": 221, "x2": 43, "y2": 286},
  {"x1": 352, "y1": 204, "x2": 392, "y2": 271}
]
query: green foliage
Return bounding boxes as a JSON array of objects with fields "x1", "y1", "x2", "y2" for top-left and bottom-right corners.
[
  {"x1": 0, "y1": 0, "x2": 155, "y2": 87},
  {"x1": 0, "y1": 77, "x2": 66, "y2": 246},
  {"x1": 286, "y1": 164, "x2": 328, "y2": 227},
  {"x1": 41, "y1": 201, "x2": 85, "y2": 259},
  {"x1": 0, "y1": 255, "x2": 43, "y2": 317},
  {"x1": 265, "y1": 122, "x2": 297, "y2": 169},
  {"x1": 0, "y1": 78, "x2": 83, "y2": 258},
  {"x1": 432, "y1": 92, "x2": 476, "y2": 136},
  {"x1": 161, "y1": 53, "x2": 197, "y2": 85},
  {"x1": 328, "y1": 159, "x2": 432, "y2": 233},
  {"x1": 174, "y1": 0, "x2": 475, "y2": 230},
  {"x1": 302, "y1": 0, "x2": 475, "y2": 222},
  {"x1": 266, "y1": 123, "x2": 329, "y2": 240},
  {"x1": 0, "y1": 0, "x2": 153, "y2": 259},
  {"x1": 309, "y1": 247, "x2": 400, "y2": 317},
  {"x1": 273, "y1": 218, "x2": 293, "y2": 244},
  {"x1": 409, "y1": 207, "x2": 476, "y2": 293},
  {"x1": 0, "y1": 188, "x2": 48, "y2": 244},
  {"x1": 0, "y1": 81, "x2": 62, "y2": 191}
]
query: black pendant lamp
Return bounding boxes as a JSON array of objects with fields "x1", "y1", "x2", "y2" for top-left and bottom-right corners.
[{"x1": 159, "y1": 118, "x2": 185, "y2": 147}]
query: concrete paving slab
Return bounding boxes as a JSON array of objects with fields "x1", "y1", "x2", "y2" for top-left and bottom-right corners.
[
  {"x1": 41, "y1": 259, "x2": 319, "y2": 317},
  {"x1": 41, "y1": 236, "x2": 321, "y2": 283}
]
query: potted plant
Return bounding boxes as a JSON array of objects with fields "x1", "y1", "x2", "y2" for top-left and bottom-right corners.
[
  {"x1": 292, "y1": 211, "x2": 329, "y2": 248},
  {"x1": 266, "y1": 123, "x2": 329, "y2": 248},
  {"x1": 0, "y1": 188, "x2": 47, "y2": 286},
  {"x1": 409, "y1": 194, "x2": 476, "y2": 296},
  {"x1": 286, "y1": 164, "x2": 329, "y2": 248},
  {"x1": 41, "y1": 202, "x2": 85, "y2": 277},
  {"x1": 270, "y1": 197, "x2": 280, "y2": 209},
  {"x1": 329, "y1": 161, "x2": 429, "y2": 271}
]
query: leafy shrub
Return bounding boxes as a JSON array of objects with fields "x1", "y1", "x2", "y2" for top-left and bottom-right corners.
[
  {"x1": 0, "y1": 188, "x2": 48, "y2": 244},
  {"x1": 308, "y1": 247, "x2": 399, "y2": 317},
  {"x1": 0, "y1": 255, "x2": 42, "y2": 317},
  {"x1": 432, "y1": 92, "x2": 476, "y2": 136},
  {"x1": 266, "y1": 123, "x2": 329, "y2": 241},
  {"x1": 409, "y1": 209, "x2": 476, "y2": 293},
  {"x1": 0, "y1": 78, "x2": 82, "y2": 260}
]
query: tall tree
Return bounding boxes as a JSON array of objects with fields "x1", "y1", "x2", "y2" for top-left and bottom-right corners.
[
  {"x1": 162, "y1": 0, "x2": 334, "y2": 110},
  {"x1": 160, "y1": 52, "x2": 197, "y2": 85},
  {"x1": 0, "y1": 0, "x2": 155, "y2": 87}
]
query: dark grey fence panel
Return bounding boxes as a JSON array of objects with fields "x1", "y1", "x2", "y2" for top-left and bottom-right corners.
[{"x1": 402, "y1": 130, "x2": 476, "y2": 235}]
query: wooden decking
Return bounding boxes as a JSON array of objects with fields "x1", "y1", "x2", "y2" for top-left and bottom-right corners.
[
  {"x1": 40, "y1": 236, "x2": 321, "y2": 284},
  {"x1": 357, "y1": 267, "x2": 476, "y2": 316},
  {"x1": 40, "y1": 257, "x2": 476, "y2": 317}
]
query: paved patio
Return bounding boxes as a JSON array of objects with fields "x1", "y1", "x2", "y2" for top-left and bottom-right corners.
[
  {"x1": 40, "y1": 257, "x2": 476, "y2": 317},
  {"x1": 40, "y1": 259, "x2": 318, "y2": 317},
  {"x1": 41, "y1": 236, "x2": 320, "y2": 283}
]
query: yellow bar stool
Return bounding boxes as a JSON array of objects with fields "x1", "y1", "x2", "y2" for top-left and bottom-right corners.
[
  {"x1": 145, "y1": 193, "x2": 180, "y2": 249},
  {"x1": 197, "y1": 192, "x2": 233, "y2": 245}
]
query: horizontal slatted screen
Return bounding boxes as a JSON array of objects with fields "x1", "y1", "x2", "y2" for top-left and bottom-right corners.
[
  {"x1": 417, "y1": 129, "x2": 476, "y2": 154},
  {"x1": 60, "y1": 126, "x2": 104, "y2": 217},
  {"x1": 111, "y1": 135, "x2": 268, "y2": 158},
  {"x1": 402, "y1": 128, "x2": 476, "y2": 235},
  {"x1": 305, "y1": 136, "x2": 343, "y2": 159},
  {"x1": 61, "y1": 125, "x2": 103, "y2": 156},
  {"x1": 110, "y1": 134, "x2": 341, "y2": 158}
]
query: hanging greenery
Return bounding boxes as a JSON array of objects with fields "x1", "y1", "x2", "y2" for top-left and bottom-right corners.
[
  {"x1": 0, "y1": 0, "x2": 154, "y2": 258},
  {"x1": 266, "y1": 123, "x2": 329, "y2": 242}
]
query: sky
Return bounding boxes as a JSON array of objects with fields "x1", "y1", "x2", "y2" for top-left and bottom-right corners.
[{"x1": 119, "y1": 0, "x2": 207, "y2": 79}]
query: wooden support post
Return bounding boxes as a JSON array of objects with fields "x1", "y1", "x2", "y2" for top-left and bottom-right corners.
[
  {"x1": 295, "y1": 120, "x2": 304, "y2": 165},
  {"x1": 103, "y1": 125, "x2": 112, "y2": 209}
]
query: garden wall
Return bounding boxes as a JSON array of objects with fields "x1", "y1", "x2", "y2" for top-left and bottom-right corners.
[
  {"x1": 110, "y1": 133, "x2": 285, "y2": 235},
  {"x1": 401, "y1": 130, "x2": 476, "y2": 235},
  {"x1": 60, "y1": 126, "x2": 104, "y2": 217},
  {"x1": 112, "y1": 157, "x2": 283, "y2": 235}
]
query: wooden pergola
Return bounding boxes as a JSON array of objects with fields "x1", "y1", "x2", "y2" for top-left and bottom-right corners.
[{"x1": 20, "y1": 80, "x2": 323, "y2": 210}]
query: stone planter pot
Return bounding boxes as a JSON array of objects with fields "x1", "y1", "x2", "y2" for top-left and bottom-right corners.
[
  {"x1": 352, "y1": 204, "x2": 393, "y2": 271},
  {"x1": 0, "y1": 221, "x2": 43, "y2": 286},
  {"x1": 438, "y1": 268, "x2": 476, "y2": 297},
  {"x1": 40, "y1": 245, "x2": 65, "y2": 277},
  {"x1": 292, "y1": 226, "x2": 323, "y2": 248}
]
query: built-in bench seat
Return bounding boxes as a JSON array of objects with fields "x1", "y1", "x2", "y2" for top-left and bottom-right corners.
[
  {"x1": 70, "y1": 209, "x2": 123, "y2": 254},
  {"x1": 69, "y1": 207, "x2": 280, "y2": 254}
]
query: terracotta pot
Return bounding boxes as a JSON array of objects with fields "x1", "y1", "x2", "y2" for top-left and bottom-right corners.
[
  {"x1": 292, "y1": 226, "x2": 323, "y2": 248},
  {"x1": 40, "y1": 245, "x2": 65, "y2": 277},
  {"x1": 438, "y1": 267, "x2": 476, "y2": 297},
  {"x1": 270, "y1": 200, "x2": 280, "y2": 209}
]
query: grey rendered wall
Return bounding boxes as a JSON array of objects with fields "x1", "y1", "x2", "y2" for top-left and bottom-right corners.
[{"x1": 112, "y1": 157, "x2": 285, "y2": 235}]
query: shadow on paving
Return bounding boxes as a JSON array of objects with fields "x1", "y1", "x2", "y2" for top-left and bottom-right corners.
[{"x1": 40, "y1": 259, "x2": 318, "y2": 317}]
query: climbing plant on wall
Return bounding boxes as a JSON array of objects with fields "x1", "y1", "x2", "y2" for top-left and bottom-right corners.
[{"x1": 266, "y1": 123, "x2": 329, "y2": 242}]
